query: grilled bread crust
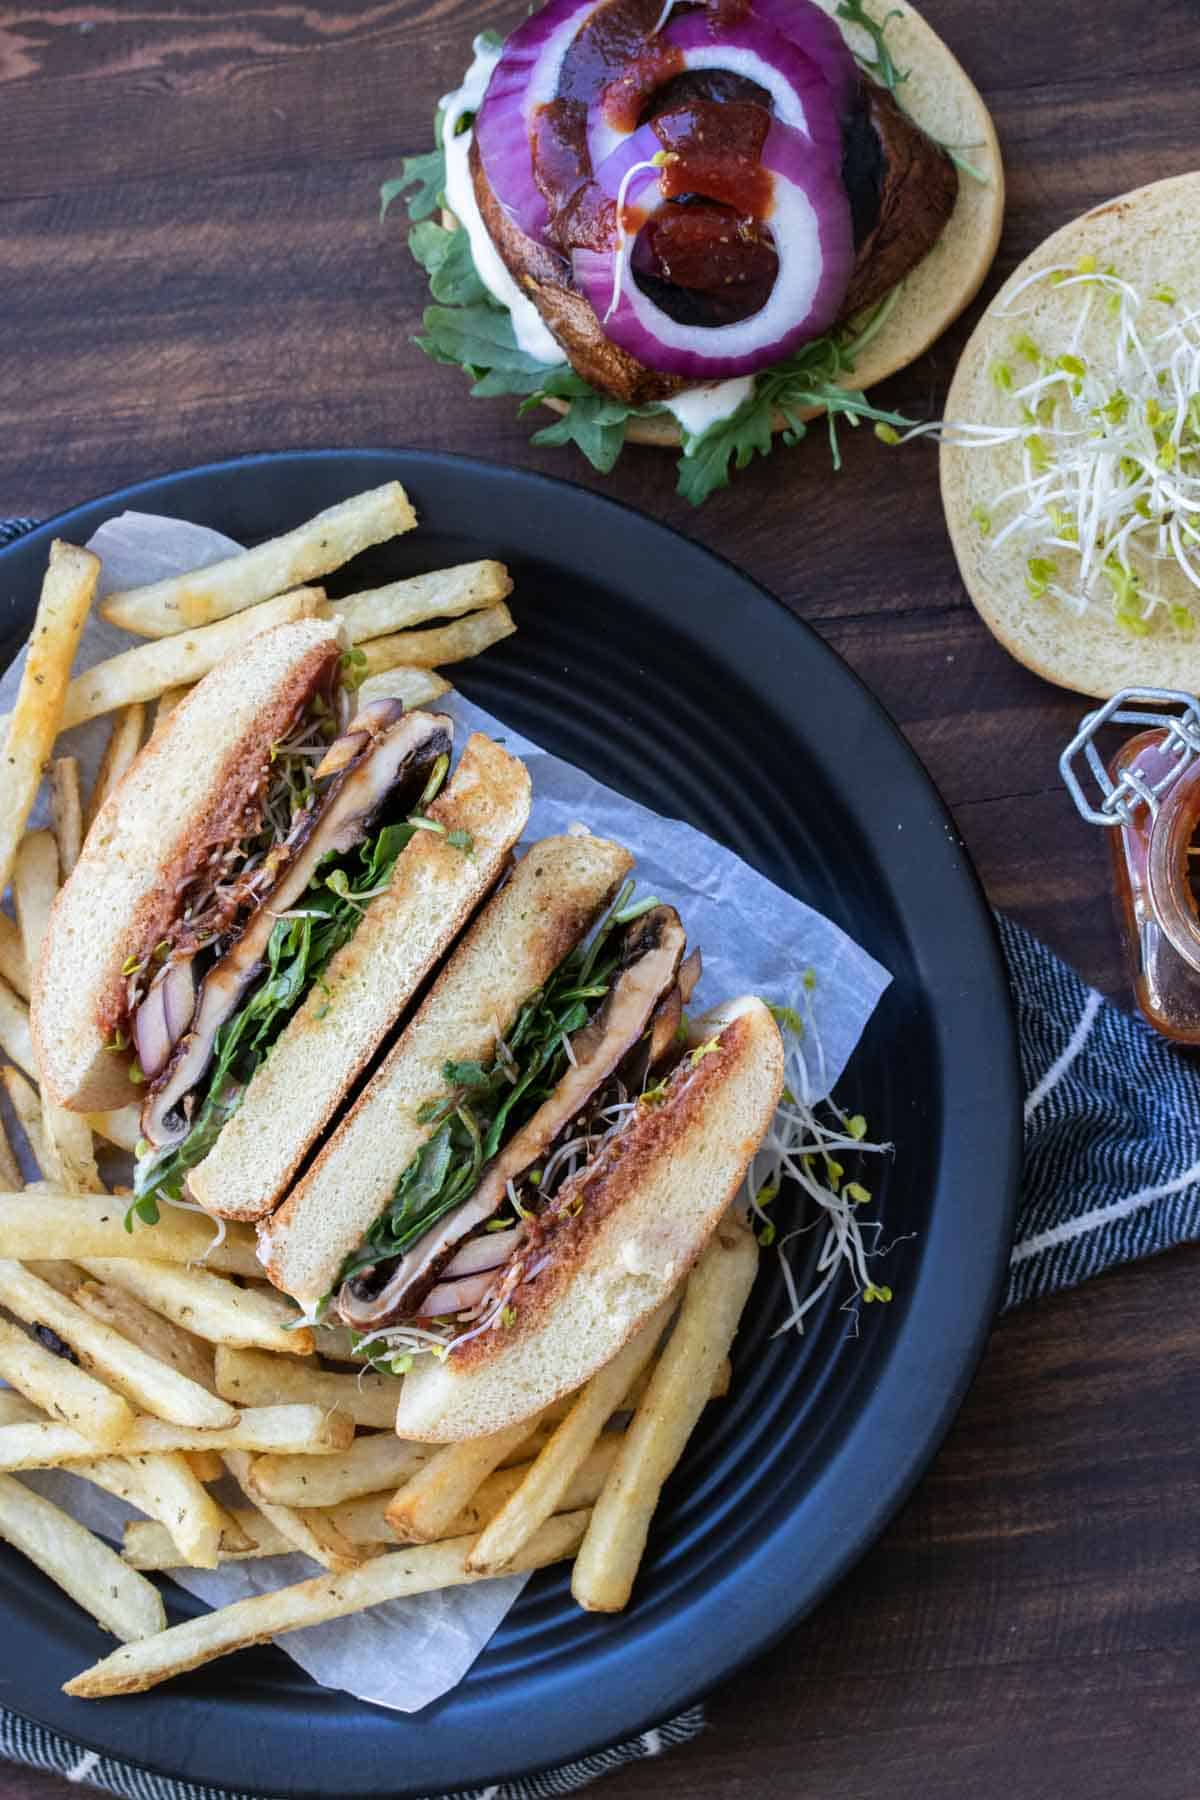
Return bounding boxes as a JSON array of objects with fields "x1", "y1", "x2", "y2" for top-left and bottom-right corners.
[
  {"x1": 392, "y1": 995, "x2": 784, "y2": 1441},
  {"x1": 30, "y1": 620, "x2": 341, "y2": 1112},
  {"x1": 190, "y1": 734, "x2": 532, "y2": 1222},
  {"x1": 258, "y1": 834, "x2": 635, "y2": 1305}
]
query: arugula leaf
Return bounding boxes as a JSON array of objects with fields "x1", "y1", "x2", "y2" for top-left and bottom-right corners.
[
  {"x1": 530, "y1": 391, "x2": 631, "y2": 474},
  {"x1": 381, "y1": 147, "x2": 446, "y2": 224},
  {"x1": 409, "y1": 220, "x2": 487, "y2": 306},
  {"x1": 417, "y1": 303, "x2": 564, "y2": 379}
]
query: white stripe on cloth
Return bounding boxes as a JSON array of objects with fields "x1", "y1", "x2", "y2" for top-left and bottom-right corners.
[
  {"x1": 1023, "y1": 989, "x2": 1102, "y2": 1122},
  {"x1": 640, "y1": 1731, "x2": 663, "y2": 1756},
  {"x1": 65, "y1": 1750, "x2": 101, "y2": 1783},
  {"x1": 1010, "y1": 1155, "x2": 1200, "y2": 1265}
]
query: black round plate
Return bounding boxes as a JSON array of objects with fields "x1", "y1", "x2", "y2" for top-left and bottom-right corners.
[{"x1": 0, "y1": 450, "x2": 1020, "y2": 1798}]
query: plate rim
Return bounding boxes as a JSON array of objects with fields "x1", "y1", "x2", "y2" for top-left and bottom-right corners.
[{"x1": 0, "y1": 447, "x2": 1021, "y2": 1796}]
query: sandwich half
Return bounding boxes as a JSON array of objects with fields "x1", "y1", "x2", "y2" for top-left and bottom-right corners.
[{"x1": 32, "y1": 618, "x2": 531, "y2": 1226}]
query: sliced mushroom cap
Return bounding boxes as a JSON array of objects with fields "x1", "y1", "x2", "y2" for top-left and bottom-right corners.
[
  {"x1": 141, "y1": 710, "x2": 454, "y2": 1149},
  {"x1": 337, "y1": 904, "x2": 688, "y2": 1332}
]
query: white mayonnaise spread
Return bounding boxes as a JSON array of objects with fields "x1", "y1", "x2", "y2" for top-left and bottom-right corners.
[
  {"x1": 440, "y1": 37, "x2": 755, "y2": 432},
  {"x1": 440, "y1": 38, "x2": 563, "y2": 366}
]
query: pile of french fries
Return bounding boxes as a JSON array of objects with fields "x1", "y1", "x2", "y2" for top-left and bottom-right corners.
[{"x1": 0, "y1": 484, "x2": 758, "y2": 1702}]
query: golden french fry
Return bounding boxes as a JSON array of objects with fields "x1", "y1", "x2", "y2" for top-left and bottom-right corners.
[
  {"x1": 0, "y1": 588, "x2": 326, "y2": 737},
  {"x1": 0, "y1": 1391, "x2": 41, "y2": 1426},
  {"x1": 468, "y1": 1305, "x2": 669, "y2": 1575},
  {"x1": 0, "y1": 1472, "x2": 165, "y2": 1642},
  {"x1": 360, "y1": 602, "x2": 514, "y2": 676},
  {"x1": 183, "y1": 1448, "x2": 226, "y2": 1484},
  {"x1": 0, "y1": 1261, "x2": 235, "y2": 1428},
  {"x1": 333, "y1": 561, "x2": 512, "y2": 643},
  {"x1": 0, "y1": 1192, "x2": 261, "y2": 1276},
  {"x1": 0, "y1": 983, "x2": 37, "y2": 1082},
  {"x1": 70, "y1": 1450, "x2": 226, "y2": 1568},
  {"x1": 73, "y1": 1280, "x2": 217, "y2": 1391},
  {"x1": 85, "y1": 702, "x2": 146, "y2": 831},
  {"x1": 81, "y1": 1257, "x2": 313, "y2": 1354},
  {"x1": 85, "y1": 1105, "x2": 142, "y2": 1152},
  {"x1": 350, "y1": 668, "x2": 452, "y2": 716},
  {"x1": 1, "y1": 1066, "x2": 52, "y2": 1172},
  {"x1": 24, "y1": 1259, "x2": 89, "y2": 1296},
  {"x1": 66, "y1": 1511, "x2": 588, "y2": 1695},
  {"x1": 0, "y1": 1402, "x2": 354, "y2": 1470},
  {"x1": 49, "y1": 756, "x2": 83, "y2": 875},
  {"x1": 212, "y1": 1345, "x2": 396, "y2": 1429},
  {"x1": 12, "y1": 834, "x2": 101, "y2": 1190},
  {"x1": 572, "y1": 1215, "x2": 758, "y2": 1613},
  {"x1": 622, "y1": 1353, "x2": 731, "y2": 1412},
  {"x1": 101, "y1": 485, "x2": 415, "y2": 636},
  {"x1": 153, "y1": 684, "x2": 191, "y2": 727},
  {"x1": 385, "y1": 1416, "x2": 536, "y2": 1544},
  {"x1": 0, "y1": 1312, "x2": 135, "y2": 1450},
  {"x1": 0, "y1": 913, "x2": 30, "y2": 1001},
  {"x1": 222, "y1": 1447, "x2": 361, "y2": 1573},
  {"x1": 246, "y1": 1433, "x2": 435, "y2": 1509},
  {"x1": 0, "y1": 1108, "x2": 20, "y2": 1190},
  {"x1": 0, "y1": 541, "x2": 98, "y2": 895},
  {"x1": 125, "y1": 1510, "x2": 296, "y2": 1567}
]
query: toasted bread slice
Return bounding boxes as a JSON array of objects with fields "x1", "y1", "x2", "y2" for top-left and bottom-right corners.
[
  {"x1": 189, "y1": 734, "x2": 532, "y2": 1222},
  {"x1": 392, "y1": 995, "x2": 784, "y2": 1441},
  {"x1": 30, "y1": 619, "x2": 341, "y2": 1113},
  {"x1": 259, "y1": 834, "x2": 635, "y2": 1305}
]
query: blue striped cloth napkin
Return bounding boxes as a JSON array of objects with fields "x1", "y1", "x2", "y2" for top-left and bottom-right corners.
[{"x1": 3, "y1": 515, "x2": 1199, "y2": 1800}]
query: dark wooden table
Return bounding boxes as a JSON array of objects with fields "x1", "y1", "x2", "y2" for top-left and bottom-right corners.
[{"x1": 4, "y1": 1, "x2": 1200, "y2": 1794}]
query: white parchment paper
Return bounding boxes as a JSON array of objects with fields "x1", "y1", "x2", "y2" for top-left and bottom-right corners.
[{"x1": 0, "y1": 511, "x2": 890, "y2": 1709}]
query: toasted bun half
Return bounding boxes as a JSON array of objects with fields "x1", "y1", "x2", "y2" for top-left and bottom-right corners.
[
  {"x1": 393, "y1": 994, "x2": 785, "y2": 1441},
  {"x1": 941, "y1": 173, "x2": 1200, "y2": 697},
  {"x1": 189, "y1": 733, "x2": 533, "y2": 1223},
  {"x1": 259, "y1": 833, "x2": 635, "y2": 1306},
  {"x1": 30, "y1": 619, "x2": 340, "y2": 1112},
  {"x1": 543, "y1": 0, "x2": 1003, "y2": 448}
]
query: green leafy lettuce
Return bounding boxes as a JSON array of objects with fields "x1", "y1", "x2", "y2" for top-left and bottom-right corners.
[
  {"x1": 128, "y1": 821, "x2": 416, "y2": 1226},
  {"x1": 337, "y1": 885, "x2": 640, "y2": 1287}
]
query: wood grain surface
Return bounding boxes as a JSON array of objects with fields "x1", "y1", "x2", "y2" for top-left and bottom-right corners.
[{"x1": 3, "y1": 0, "x2": 1200, "y2": 1793}]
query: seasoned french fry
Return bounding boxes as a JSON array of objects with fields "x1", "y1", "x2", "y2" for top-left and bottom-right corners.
[
  {"x1": 102, "y1": 485, "x2": 415, "y2": 636},
  {"x1": 85, "y1": 1105, "x2": 142, "y2": 1152},
  {"x1": 25, "y1": 1259, "x2": 89, "y2": 1296},
  {"x1": 126, "y1": 1510, "x2": 296, "y2": 1567},
  {"x1": 0, "y1": 1192, "x2": 261, "y2": 1276},
  {"x1": 467, "y1": 1305, "x2": 669, "y2": 1575},
  {"x1": 49, "y1": 756, "x2": 83, "y2": 875},
  {"x1": 0, "y1": 1391, "x2": 41, "y2": 1426},
  {"x1": 0, "y1": 1313, "x2": 134, "y2": 1450},
  {"x1": 183, "y1": 1448, "x2": 225, "y2": 1484},
  {"x1": 12, "y1": 830, "x2": 58, "y2": 964},
  {"x1": 0, "y1": 541, "x2": 98, "y2": 894},
  {"x1": 73, "y1": 1280, "x2": 217, "y2": 1391},
  {"x1": 0, "y1": 913, "x2": 30, "y2": 1001},
  {"x1": 222, "y1": 1447, "x2": 361, "y2": 1573},
  {"x1": 333, "y1": 561, "x2": 512, "y2": 642},
  {"x1": 12, "y1": 835, "x2": 102, "y2": 1190},
  {"x1": 85, "y1": 702, "x2": 146, "y2": 830},
  {"x1": 0, "y1": 983, "x2": 37, "y2": 1082},
  {"x1": 67, "y1": 1511, "x2": 588, "y2": 1695},
  {"x1": 350, "y1": 668, "x2": 452, "y2": 715},
  {"x1": 246, "y1": 1433, "x2": 435, "y2": 1509},
  {"x1": 0, "y1": 1108, "x2": 20, "y2": 1190},
  {"x1": 572, "y1": 1216, "x2": 759, "y2": 1612},
  {"x1": 385, "y1": 1416, "x2": 536, "y2": 1544},
  {"x1": 0, "y1": 1402, "x2": 354, "y2": 1469},
  {"x1": 0, "y1": 1261, "x2": 235, "y2": 1428},
  {"x1": 81, "y1": 1257, "x2": 313, "y2": 1354},
  {"x1": 0, "y1": 588, "x2": 326, "y2": 736},
  {"x1": 0, "y1": 1473, "x2": 165, "y2": 1642},
  {"x1": 360, "y1": 602, "x2": 515, "y2": 675},
  {"x1": 69, "y1": 1450, "x2": 226, "y2": 1568},
  {"x1": 213, "y1": 1345, "x2": 396, "y2": 1428},
  {"x1": 2, "y1": 1066, "x2": 52, "y2": 1171}
]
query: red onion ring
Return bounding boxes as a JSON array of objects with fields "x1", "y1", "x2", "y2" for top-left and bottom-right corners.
[
  {"x1": 474, "y1": 0, "x2": 606, "y2": 246},
  {"x1": 572, "y1": 117, "x2": 852, "y2": 377}
]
